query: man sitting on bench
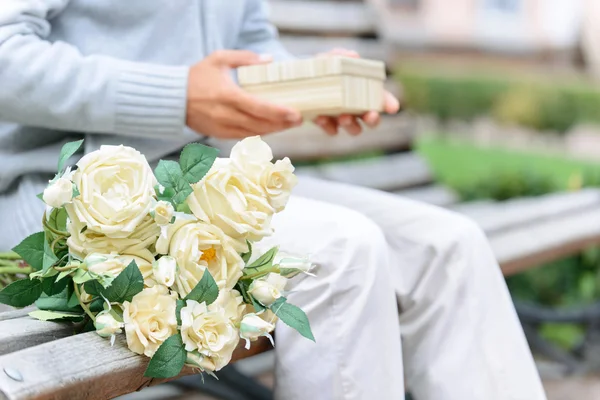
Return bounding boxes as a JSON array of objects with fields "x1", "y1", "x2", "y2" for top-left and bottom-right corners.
[{"x1": 0, "y1": 1, "x2": 546, "y2": 399}]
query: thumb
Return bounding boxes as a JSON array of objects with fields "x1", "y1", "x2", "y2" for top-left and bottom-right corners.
[{"x1": 212, "y1": 50, "x2": 273, "y2": 68}]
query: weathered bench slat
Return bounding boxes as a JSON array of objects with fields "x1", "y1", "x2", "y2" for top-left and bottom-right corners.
[
  {"x1": 268, "y1": 0, "x2": 375, "y2": 35},
  {"x1": 0, "y1": 331, "x2": 272, "y2": 400},
  {"x1": 0, "y1": 318, "x2": 73, "y2": 356},
  {"x1": 0, "y1": 307, "x2": 34, "y2": 323},
  {"x1": 395, "y1": 185, "x2": 459, "y2": 207},
  {"x1": 213, "y1": 115, "x2": 414, "y2": 161},
  {"x1": 296, "y1": 152, "x2": 433, "y2": 191},
  {"x1": 458, "y1": 189, "x2": 600, "y2": 235},
  {"x1": 490, "y1": 207, "x2": 600, "y2": 276}
]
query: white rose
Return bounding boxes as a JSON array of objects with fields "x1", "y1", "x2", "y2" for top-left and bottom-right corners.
[
  {"x1": 229, "y1": 136, "x2": 297, "y2": 212},
  {"x1": 248, "y1": 273, "x2": 288, "y2": 307},
  {"x1": 259, "y1": 158, "x2": 297, "y2": 212},
  {"x1": 43, "y1": 177, "x2": 74, "y2": 208},
  {"x1": 68, "y1": 145, "x2": 156, "y2": 238},
  {"x1": 186, "y1": 351, "x2": 222, "y2": 373},
  {"x1": 239, "y1": 313, "x2": 275, "y2": 349},
  {"x1": 213, "y1": 289, "x2": 245, "y2": 326},
  {"x1": 84, "y1": 253, "x2": 154, "y2": 285},
  {"x1": 230, "y1": 136, "x2": 274, "y2": 180},
  {"x1": 153, "y1": 256, "x2": 177, "y2": 287},
  {"x1": 187, "y1": 159, "x2": 274, "y2": 249},
  {"x1": 67, "y1": 214, "x2": 160, "y2": 261},
  {"x1": 157, "y1": 221, "x2": 244, "y2": 295},
  {"x1": 276, "y1": 253, "x2": 315, "y2": 278},
  {"x1": 152, "y1": 201, "x2": 174, "y2": 226},
  {"x1": 95, "y1": 311, "x2": 124, "y2": 338},
  {"x1": 180, "y1": 300, "x2": 239, "y2": 371},
  {"x1": 85, "y1": 253, "x2": 127, "y2": 277},
  {"x1": 244, "y1": 304, "x2": 278, "y2": 326},
  {"x1": 123, "y1": 285, "x2": 178, "y2": 357}
]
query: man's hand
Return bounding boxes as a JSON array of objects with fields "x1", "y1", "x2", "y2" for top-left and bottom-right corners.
[
  {"x1": 313, "y1": 49, "x2": 400, "y2": 136},
  {"x1": 186, "y1": 50, "x2": 303, "y2": 139}
]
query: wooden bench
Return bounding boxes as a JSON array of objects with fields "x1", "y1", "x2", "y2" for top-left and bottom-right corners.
[
  {"x1": 3, "y1": 117, "x2": 600, "y2": 398},
  {"x1": 0, "y1": 307, "x2": 273, "y2": 400},
  {"x1": 3, "y1": 3, "x2": 600, "y2": 396}
]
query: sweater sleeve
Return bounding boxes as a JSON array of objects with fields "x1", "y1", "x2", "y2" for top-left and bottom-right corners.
[
  {"x1": 0, "y1": 0, "x2": 190, "y2": 138},
  {"x1": 235, "y1": 0, "x2": 295, "y2": 61}
]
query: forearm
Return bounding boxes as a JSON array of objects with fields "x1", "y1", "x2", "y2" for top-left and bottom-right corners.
[{"x1": 0, "y1": 0, "x2": 189, "y2": 138}]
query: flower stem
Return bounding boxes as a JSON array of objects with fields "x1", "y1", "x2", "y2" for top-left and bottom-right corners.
[
  {"x1": 0, "y1": 266, "x2": 32, "y2": 275},
  {"x1": 74, "y1": 283, "x2": 96, "y2": 322},
  {"x1": 42, "y1": 211, "x2": 69, "y2": 238},
  {"x1": 0, "y1": 252, "x2": 21, "y2": 260},
  {"x1": 54, "y1": 265, "x2": 79, "y2": 272},
  {"x1": 241, "y1": 265, "x2": 281, "y2": 281}
]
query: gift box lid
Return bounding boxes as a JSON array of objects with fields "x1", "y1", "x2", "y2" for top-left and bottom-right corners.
[{"x1": 238, "y1": 57, "x2": 386, "y2": 86}]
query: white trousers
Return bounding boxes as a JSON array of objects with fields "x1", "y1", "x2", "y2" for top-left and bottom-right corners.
[
  {"x1": 265, "y1": 176, "x2": 547, "y2": 400},
  {"x1": 0, "y1": 175, "x2": 547, "y2": 400}
]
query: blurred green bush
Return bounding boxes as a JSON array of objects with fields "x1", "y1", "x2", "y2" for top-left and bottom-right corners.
[
  {"x1": 398, "y1": 67, "x2": 600, "y2": 132},
  {"x1": 457, "y1": 170, "x2": 557, "y2": 201}
]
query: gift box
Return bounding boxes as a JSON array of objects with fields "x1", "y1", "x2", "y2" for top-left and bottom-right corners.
[{"x1": 237, "y1": 57, "x2": 386, "y2": 118}]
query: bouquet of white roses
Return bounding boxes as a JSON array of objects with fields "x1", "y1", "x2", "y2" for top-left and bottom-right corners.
[{"x1": 0, "y1": 136, "x2": 314, "y2": 379}]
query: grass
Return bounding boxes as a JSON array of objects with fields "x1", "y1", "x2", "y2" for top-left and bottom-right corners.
[{"x1": 415, "y1": 135, "x2": 600, "y2": 192}]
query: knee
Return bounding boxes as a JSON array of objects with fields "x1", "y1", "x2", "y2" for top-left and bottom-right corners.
[
  {"x1": 306, "y1": 203, "x2": 388, "y2": 282},
  {"x1": 409, "y1": 205, "x2": 487, "y2": 255}
]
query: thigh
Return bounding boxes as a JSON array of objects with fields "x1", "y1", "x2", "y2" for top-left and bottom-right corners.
[{"x1": 293, "y1": 175, "x2": 473, "y2": 247}]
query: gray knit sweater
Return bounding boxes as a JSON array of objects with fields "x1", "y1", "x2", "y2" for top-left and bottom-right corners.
[
  {"x1": 0, "y1": 0, "x2": 293, "y2": 246},
  {"x1": 0, "y1": 0, "x2": 293, "y2": 192}
]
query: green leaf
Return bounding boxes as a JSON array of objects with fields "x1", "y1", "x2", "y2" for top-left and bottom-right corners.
[
  {"x1": 176, "y1": 299, "x2": 185, "y2": 326},
  {"x1": 156, "y1": 186, "x2": 176, "y2": 205},
  {"x1": 72, "y1": 184, "x2": 80, "y2": 198},
  {"x1": 90, "y1": 261, "x2": 144, "y2": 303},
  {"x1": 0, "y1": 279, "x2": 44, "y2": 307},
  {"x1": 176, "y1": 202, "x2": 192, "y2": 214},
  {"x1": 29, "y1": 310, "x2": 84, "y2": 322},
  {"x1": 36, "y1": 288, "x2": 82, "y2": 313},
  {"x1": 89, "y1": 298, "x2": 105, "y2": 313},
  {"x1": 184, "y1": 270, "x2": 219, "y2": 305},
  {"x1": 36, "y1": 192, "x2": 44, "y2": 201},
  {"x1": 247, "y1": 247, "x2": 278, "y2": 270},
  {"x1": 155, "y1": 160, "x2": 185, "y2": 189},
  {"x1": 172, "y1": 184, "x2": 193, "y2": 205},
  {"x1": 271, "y1": 297, "x2": 315, "y2": 342},
  {"x1": 251, "y1": 296, "x2": 266, "y2": 313},
  {"x1": 42, "y1": 239, "x2": 59, "y2": 273},
  {"x1": 57, "y1": 139, "x2": 84, "y2": 172},
  {"x1": 47, "y1": 208, "x2": 68, "y2": 234},
  {"x1": 241, "y1": 241, "x2": 252, "y2": 264},
  {"x1": 12, "y1": 232, "x2": 46, "y2": 271},
  {"x1": 179, "y1": 143, "x2": 219, "y2": 184},
  {"x1": 67, "y1": 289, "x2": 81, "y2": 308},
  {"x1": 144, "y1": 334, "x2": 187, "y2": 379},
  {"x1": 56, "y1": 270, "x2": 72, "y2": 282},
  {"x1": 83, "y1": 280, "x2": 103, "y2": 296},
  {"x1": 41, "y1": 274, "x2": 70, "y2": 296},
  {"x1": 74, "y1": 269, "x2": 112, "y2": 286}
]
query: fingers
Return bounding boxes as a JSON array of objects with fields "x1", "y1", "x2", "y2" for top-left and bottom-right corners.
[
  {"x1": 212, "y1": 50, "x2": 273, "y2": 68},
  {"x1": 233, "y1": 110, "x2": 301, "y2": 135},
  {"x1": 361, "y1": 111, "x2": 380, "y2": 128},
  {"x1": 338, "y1": 114, "x2": 363, "y2": 135},
  {"x1": 384, "y1": 91, "x2": 400, "y2": 114},
  {"x1": 313, "y1": 116, "x2": 339, "y2": 135}
]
